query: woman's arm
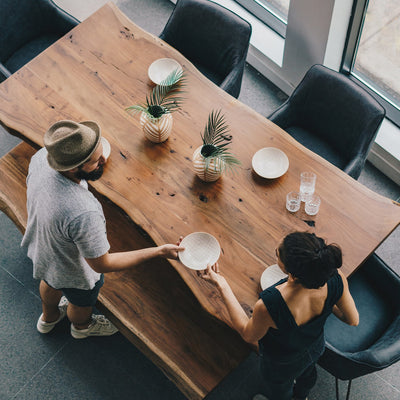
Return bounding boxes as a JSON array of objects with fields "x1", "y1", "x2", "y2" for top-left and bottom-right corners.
[
  {"x1": 200, "y1": 264, "x2": 274, "y2": 344},
  {"x1": 332, "y1": 270, "x2": 359, "y2": 326}
]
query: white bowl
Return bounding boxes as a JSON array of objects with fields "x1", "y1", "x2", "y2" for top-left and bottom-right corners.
[
  {"x1": 148, "y1": 58, "x2": 182, "y2": 85},
  {"x1": 260, "y1": 264, "x2": 288, "y2": 290},
  {"x1": 178, "y1": 232, "x2": 221, "y2": 270},
  {"x1": 252, "y1": 147, "x2": 289, "y2": 179},
  {"x1": 101, "y1": 137, "x2": 111, "y2": 161}
]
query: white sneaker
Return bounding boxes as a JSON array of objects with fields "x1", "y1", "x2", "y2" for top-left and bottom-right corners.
[
  {"x1": 70, "y1": 314, "x2": 118, "y2": 339},
  {"x1": 37, "y1": 296, "x2": 68, "y2": 333},
  {"x1": 253, "y1": 395, "x2": 268, "y2": 400}
]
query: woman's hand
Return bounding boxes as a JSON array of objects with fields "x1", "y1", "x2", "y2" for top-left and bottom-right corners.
[{"x1": 198, "y1": 263, "x2": 228, "y2": 289}]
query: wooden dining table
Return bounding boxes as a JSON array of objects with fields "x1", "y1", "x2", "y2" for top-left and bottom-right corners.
[{"x1": 1, "y1": 2, "x2": 399, "y2": 398}]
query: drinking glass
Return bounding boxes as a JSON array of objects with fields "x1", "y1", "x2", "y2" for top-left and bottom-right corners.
[
  {"x1": 305, "y1": 194, "x2": 321, "y2": 215},
  {"x1": 286, "y1": 191, "x2": 301, "y2": 212},
  {"x1": 300, "y1": 172, "x2": 316, "y2": 202}
]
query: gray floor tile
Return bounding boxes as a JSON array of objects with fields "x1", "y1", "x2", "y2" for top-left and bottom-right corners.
[
  {"x1": 13, "y1": 334, "x2": 185, "y2": 400},
  {"x1": 0, "y1": 126, "x2": 21, "y2": 157},
  {"x1": 0, "y1": 268, "x2": 70, "y2": 399},
  {"x1": 239, "y1": 63, "x2": 288, "y2": 117},
  {"x1": 308, "y1": 366, "x2": 337, "y2": 400},
  {"x1": 375, "y1": 226, "x2": 400, "y2": 272},
  {"x1": 357, "y1": 162, "x2": 400, "y2": 271},
  {"x1": 359, "y1": 161, "x2": 400, "y2": 200},
  {"x1": 311, "y1": 365, "x2": 400, "y2": 400},
  {"x1": 207, "y1": 352, "x2": 262, "y2": 400},
  {"x1": 116, "y1": 0, "x2": 173, "y2": 36},
  {"x1": 348, "y1": 373, "x2": 400, "y2": 400},
  {"x1": 377, "y1": 361, "x2": 400, "y2": 393},
  {"x1": 0, "y1": 213, "x2": 38, "y2": 295}
]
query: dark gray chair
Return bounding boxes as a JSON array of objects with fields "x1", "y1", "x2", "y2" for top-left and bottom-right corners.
[
  {"x1": 267, "y1": 64, "x2": 386, "y2": 179},
  {"x1": 318, "y1": 253, "x2": 400, "y2": 400},
  {"x1": 159, "y1": 0, "x2": 252, "y2": 98},
  {"x1": 0, "y1": 0, "x2": 79, "y2": 82}
]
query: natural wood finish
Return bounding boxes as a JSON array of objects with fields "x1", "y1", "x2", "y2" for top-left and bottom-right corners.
[
  {"x1": 0, "y1": 142, "x2": 39, "y2": 233},
  {"x1": 0, "y1": 142, "x2": 250, "y2": 400},
  {"x1": 0, "y1": 1, "x2": 399, "y2": 331}
]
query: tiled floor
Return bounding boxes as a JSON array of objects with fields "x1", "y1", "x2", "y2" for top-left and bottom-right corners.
[{"x1": 0, "y1": 1, "x2": 399, "y2": 399}]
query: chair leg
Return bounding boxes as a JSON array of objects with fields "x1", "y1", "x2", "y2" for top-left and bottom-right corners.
[
  {"x1": 345, "y1": 380, "x2": 352, "y2": 400},
  {"x1": 335, "y1": 378, "x2": 340, "y2": 400},
  {"x1": 335, "y1": 378, "x2": 352, "y2": 400}
]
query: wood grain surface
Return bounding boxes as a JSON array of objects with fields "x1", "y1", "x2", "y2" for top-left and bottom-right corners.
[{"x1": 0, "y1": 2, "x2": 399, "y2": 330}]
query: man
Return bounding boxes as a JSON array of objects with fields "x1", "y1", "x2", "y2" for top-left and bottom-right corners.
[{"x1": 21, "y1": 120, "x2": 182, "y2": 339}]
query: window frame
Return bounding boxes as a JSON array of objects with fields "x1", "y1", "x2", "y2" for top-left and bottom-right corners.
[
  {"x1": 233, "y1": 0, "x2": 287, "y2": 37},
  {"x1": 341, "y1": 0, "x2": 400, "y2": 126}
]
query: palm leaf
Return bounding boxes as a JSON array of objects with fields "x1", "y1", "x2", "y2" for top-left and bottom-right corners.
[
  {"x1": 125, "y1": 104, "x2": 148, "y2": 115},
  {"x1": 125, "y1": 68, "x2": 186, "y2": 119},
  {"x1": 149, "y1": 68, "x2": 186, "y2": 110},
  {"x1": 200, "y1": 110, "x2": 241, "y2": 172},
  {"x1": 201, "y1": 109, "x2": 231, "y2": 145}
]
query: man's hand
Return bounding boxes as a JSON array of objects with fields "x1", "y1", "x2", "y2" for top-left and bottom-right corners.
[
  {"x1": 86, "y1": 237, "x2": 185, "y2": 273},
  {"x1": 158, "y1": 236, "x2": 185, "y2": 259}
]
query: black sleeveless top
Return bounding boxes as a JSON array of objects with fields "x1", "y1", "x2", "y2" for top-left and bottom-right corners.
[{"x1": 258, "y1": 271, "x2": 343, "y2": 360}]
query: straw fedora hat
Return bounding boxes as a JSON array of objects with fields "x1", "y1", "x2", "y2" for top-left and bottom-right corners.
[{"x1": 44, "y1": 120, "x2": 101, "y2": 171}]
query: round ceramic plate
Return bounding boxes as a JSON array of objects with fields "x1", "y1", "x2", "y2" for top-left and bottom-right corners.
[
  {"x1": 260, "y1": 264, "x2": 288, "y2": 290},
  {"x1": 178, "y1": 232, "x2": 221, "y2": 270},
  {"x1": 252, "y1": 147, "x2": 289, "y2": 179},
  {"x1": 101, "y1": 137, "x2": 111, "y2": 160},
  {"x1": 148, "y1": 58, "x2": 182, "y2": 85}
]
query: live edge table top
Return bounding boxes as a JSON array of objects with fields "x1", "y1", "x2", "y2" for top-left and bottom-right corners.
[{"x1": 0, "y1": 2, "x2": 399, "y2": 329}]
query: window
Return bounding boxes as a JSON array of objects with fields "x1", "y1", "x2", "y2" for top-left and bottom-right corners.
[
  {"x1": 234, "y1": 0, "x2": 290, "y2": 37},
  {"x1": 343, "y1": 0, "x2": 400, "y2": 126}
]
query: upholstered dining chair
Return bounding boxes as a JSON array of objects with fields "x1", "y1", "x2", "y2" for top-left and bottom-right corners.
[
  {"x1": 318, "y1": 253, "x2": 400, "y2": 400},
  {"x1": 267, "y1": 64, "x2": 386, "y2": 179},
  {"x1": 0, "y1": 0, "x2": 79, "y2": 82},
  {"x1": 159, "y1": 0, "x2": 252, "y2": 99}
]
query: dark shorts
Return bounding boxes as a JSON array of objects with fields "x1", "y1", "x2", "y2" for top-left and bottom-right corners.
[{"x1": 46, "y1": 274, "x2": 104, "y2": 307}]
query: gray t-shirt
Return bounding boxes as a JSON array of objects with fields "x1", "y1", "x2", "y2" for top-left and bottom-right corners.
[{"x1": 21, "y1": 148, "x2": 110, "y2": 290}]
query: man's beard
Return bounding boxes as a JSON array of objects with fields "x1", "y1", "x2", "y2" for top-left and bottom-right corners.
[{"x1": 74, "y1": 164, "x2": 104, "y2": 181}]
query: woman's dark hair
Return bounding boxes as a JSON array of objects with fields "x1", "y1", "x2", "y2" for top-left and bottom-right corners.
[{"x1": 278, "y1": 232, "x2": 342, "y2": 289}]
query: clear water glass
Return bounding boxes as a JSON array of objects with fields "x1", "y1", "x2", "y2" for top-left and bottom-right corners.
[
  {"x1": 286, "y1": 191, "x2": 301, "y2": 212},
  {"x1": 305, "y1": 194, "x2": 321, "y2": 215},
  {"x1": 300, "y1": 172, "x2": 316, "y2": 202}
]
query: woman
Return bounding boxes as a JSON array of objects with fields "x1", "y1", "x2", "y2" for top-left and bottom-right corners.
[{"x1": 200, "y1": 231, "x2": 359, "y2": 400}]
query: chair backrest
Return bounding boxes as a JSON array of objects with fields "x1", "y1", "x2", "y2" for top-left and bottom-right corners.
[
  {"x1": 159, "y1": 0, "x2": 251, "y2": 84},
  {"x1": 0, "y1": 0, "x2": 78, "y2": 63},
  {"x1": 285, "y1": 64, "x2": 385, "y2": 164},
  {"x1": 318, "y1": 254, "x2": 400, "y2": 381}
]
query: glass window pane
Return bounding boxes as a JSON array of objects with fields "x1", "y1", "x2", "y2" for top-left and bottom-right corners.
[
  {"x1": 234, "y1": 0, "x2": 290, "y2": 36},
  {"x1": 353, "y1": 0, "x2": 400, "y2": 108},
  {"x1": 257, "y1": 0, "x2": 290, "y2": 22}
]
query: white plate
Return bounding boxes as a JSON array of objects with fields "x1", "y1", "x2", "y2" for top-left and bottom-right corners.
[
  {"x1": 148, "y1": 58, "x2": 183, "y2": 85},
  {"x1": 101, "y1": 137, "x2": 111, "y2": 160},
  {"x1": 260, "y1": 264, "x2": 288, "y2": 290},
  {"x1": 252, "y1": 147, "x2": 289, "y2": 179},
  {"x1": 178, "y1": 232, "x2": 221, "y2": 270}
]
